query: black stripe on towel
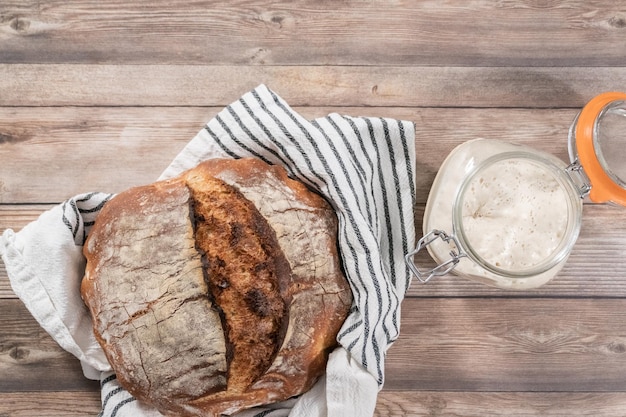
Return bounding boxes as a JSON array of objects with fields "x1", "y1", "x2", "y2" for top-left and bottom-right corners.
[
  {"x1": 267, "y1": 89, "x2": 391, "y2": 383},
  {"x1": 101, "y1": 387, "x2": 124, "y2": 412},
  {"x1": 110, "y1": 397, "x2": 137, "y2": 417},
  {"x1": 100, "y1": 373, "x2": 117, "y2": 387},
  {"x1": 253, "y1": 410, "x2": 282, "y2": 417}
]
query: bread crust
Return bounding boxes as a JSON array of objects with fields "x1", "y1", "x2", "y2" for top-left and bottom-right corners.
[
  {"x1": 82, "y1": 158, "x2": 352, "y2": 416},
  {"x1": 81, "y1": 180, "x2": 229, "y2": 413}
]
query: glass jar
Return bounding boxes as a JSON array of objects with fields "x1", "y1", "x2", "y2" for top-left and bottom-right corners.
[{"x1": 406, "y1": 92, "x2": 626, "y2": 290}]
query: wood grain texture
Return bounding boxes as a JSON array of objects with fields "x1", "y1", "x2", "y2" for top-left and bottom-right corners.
[
  {"x1": 0, "y1": 106, "x2": 204, "y2": 203},
  {"x1": 3, "y1": 202, "x2": 626, "y2": 299},
  {"x1": 1, "y1": 1, "x2": 626, "y2": 66},
  {"x1": 406, "y1": 203, "x2": 626, "y2": 297},
  {"x1": 2, "y1": 0, "x2": 626, "y2": 415},
  {"x1": 0, "y1": 390, "x2": 626, "y2": 417},
  {"x1": 3, "y1": 297, "x2": 626, "y2": 394},
  {"x1": 0, "y1": 106, "x2": 587, "y2": 204},
  {"x1": 4, "y1": 391, "x2": 626, "y2": 417},
  {"x1": 375, "y1": 391, "x2": 626, "y2": 417},
  {"x1": 0, "y1": 299, "x2": 100, "y2": 392},
  {"x1": 0, "y1": 205, "x2": 52, "y2": 233},
  {"x1": 0, "y1": 392, "x2": 101, "y2": 417},
  {"x1": 2, "y1": 65, "x2": 626, "y2": 107},
  {"x1": 385, "y1": 298, "x2": 626, "y2": 392},
  {"x1": 1, "y1": 105, "x2": 625, "y2": 297}
]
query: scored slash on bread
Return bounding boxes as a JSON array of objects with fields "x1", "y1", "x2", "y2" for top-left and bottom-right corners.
[{"x1": 81, "y1": 158, "x2": 352, "y2": 417}]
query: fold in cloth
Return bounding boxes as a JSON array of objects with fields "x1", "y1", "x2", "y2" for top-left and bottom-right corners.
[{"x1": 0, "y1": 85, "x2": 416, "y2": 417}]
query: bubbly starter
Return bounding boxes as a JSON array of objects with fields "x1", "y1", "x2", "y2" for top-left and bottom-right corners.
[
  {"x1": 458, "y1": 158, "x2": 569, "y2": 271},
  {"x1": 423, "y1": 139, "x2": 578, "y2": 289}
]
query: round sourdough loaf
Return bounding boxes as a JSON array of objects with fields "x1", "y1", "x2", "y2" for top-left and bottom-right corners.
[{"x1": 81, "y1": 158, "x2": 352, "y2": 417}]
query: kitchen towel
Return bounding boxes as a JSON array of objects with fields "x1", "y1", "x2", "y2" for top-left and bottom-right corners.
[{"x1": 0, "y1": 84, "x2": 416, "y2": 417}]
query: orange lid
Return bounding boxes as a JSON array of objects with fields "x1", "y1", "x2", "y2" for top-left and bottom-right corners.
[{"x1": 574, "y1": 92, "x2": 626, "y2": 205}]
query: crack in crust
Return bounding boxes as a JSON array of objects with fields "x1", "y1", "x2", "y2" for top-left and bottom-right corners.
[
  {"x1": 185, "y1": 172, "x2": 290, "y2": 394},
  {"x1": 81, "y1": 180, "x2": 229, "y2": 411}
]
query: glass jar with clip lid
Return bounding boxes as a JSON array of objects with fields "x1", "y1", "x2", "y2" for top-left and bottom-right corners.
[{"x1": 405, "y1": 92, "x2": 626, "y2": 290}]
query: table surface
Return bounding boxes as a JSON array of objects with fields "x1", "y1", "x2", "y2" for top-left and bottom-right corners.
[{"x1": 2, "y1": 1, "x2": 626, "y2": 416}]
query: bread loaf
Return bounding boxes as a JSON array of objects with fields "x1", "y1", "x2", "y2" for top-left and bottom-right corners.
[{"x1": 81, "y1": 158, "x2": 352, "y2": 416}]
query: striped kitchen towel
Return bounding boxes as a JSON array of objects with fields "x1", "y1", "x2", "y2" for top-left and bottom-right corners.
[{"x1": 0, "y1": 84, "x2": 416, "y2": 417}]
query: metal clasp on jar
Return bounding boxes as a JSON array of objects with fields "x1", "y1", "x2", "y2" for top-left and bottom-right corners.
[
  {"x1": 565, "y1": 159, "x2": 592, "y2": 198},
  {"x1": 404, "y1": 230, "x2": 467, "y2": 283}
]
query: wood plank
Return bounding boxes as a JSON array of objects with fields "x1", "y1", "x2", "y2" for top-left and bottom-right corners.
[
  {"x1": 407, "y1": 203, "x2": 626, "y2": 297},
  {"x1": 375, "y1": 391, "x2": 626, "y2": 417},
  {"x1": 3, "y1": 297, "x2": 626, "y2": 394},
  {"x1": 0, "y1": 106, "x2": 211, "y2": 203},
  {"x1": 0, "y1": 277, "x2": 12, "y2": 299},
  {"x1": 1, "y1": 1, "x2": 626, "y2": 66},
  {"x1": 2, "y1": 65, "x2": 626, "y2": 107},
  {"x1": 2, "y1": 105, "x2": 626, "y2": 298},
  {"x1": 3, "y1": 390, "x2": 626, "y2": 417},
  {"x1": 0, "y1": 392, "x2": 101, "y2": 417},
  {"x1": 3, "y1": 203, "x2": 626, "y2": 299},
  {"x1": 385, "y1": 298, "x2": 626, "y2": 392},
  {"x1": 0, "y1": 299, "x2": 100, "y2": 392},
  {"x1": 0, "y1": 205, "x2": 53, "y2": 233},
  {"x1": 0, "y1": 106, "x2": 586, "y2": 204}
]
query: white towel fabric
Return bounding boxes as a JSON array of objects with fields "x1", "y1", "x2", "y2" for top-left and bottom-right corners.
[{"x1": 0, "y1": 85, "x2": 416, "y2": 417}]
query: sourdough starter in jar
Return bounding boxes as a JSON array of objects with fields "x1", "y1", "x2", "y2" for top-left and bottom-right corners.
[{"x1": 423, "y1": 139, "x2": 582, "y2": 289}]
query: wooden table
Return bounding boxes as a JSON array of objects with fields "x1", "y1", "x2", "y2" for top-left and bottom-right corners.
[{"x1": 2, "y1": 1, "x2": 626, "y2": 416}]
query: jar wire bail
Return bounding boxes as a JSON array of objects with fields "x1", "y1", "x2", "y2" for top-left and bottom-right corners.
[{"x1": 405, "y1": 230, "x2": 467, "y2": 283}]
